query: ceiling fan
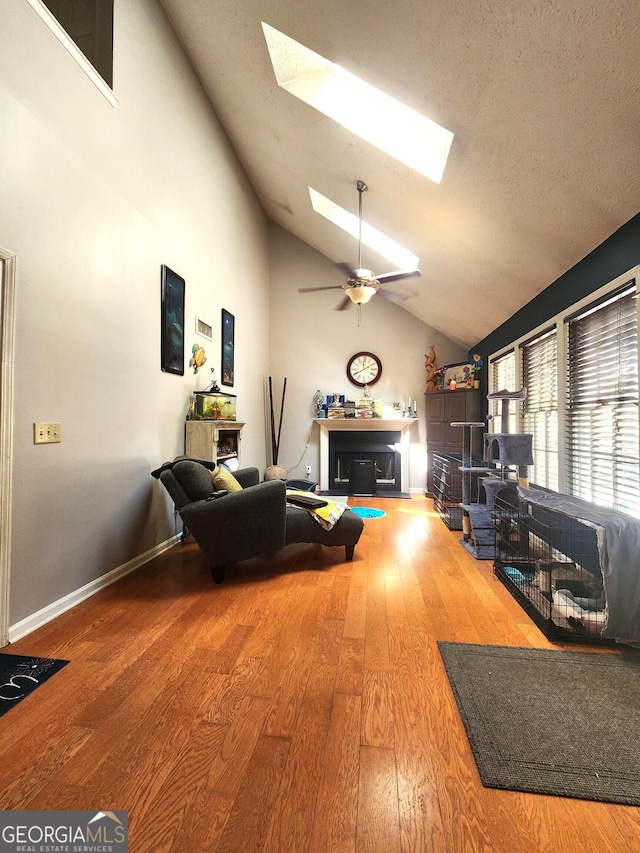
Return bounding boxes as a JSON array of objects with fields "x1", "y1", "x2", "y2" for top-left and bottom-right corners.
[{"x1": 299, "y1": 179, "x2": 421, "y2": 312}]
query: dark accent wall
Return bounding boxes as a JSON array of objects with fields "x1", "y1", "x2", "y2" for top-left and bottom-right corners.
[{"x1": 468, "y1": 212, "x2": 640, "y2": 408}]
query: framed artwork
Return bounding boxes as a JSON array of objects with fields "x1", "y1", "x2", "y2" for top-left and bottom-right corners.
[
  {"x1": 160, "y1": 265, "x2": 185, "y2": 375},
  {"x1": 444, "y1": 362, "x2": 474, "y2": 388},
  {"x1": 221, "y1": 309, "x2": 235, "y2": 386}
]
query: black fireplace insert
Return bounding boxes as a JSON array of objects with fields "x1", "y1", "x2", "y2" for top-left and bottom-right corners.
[{"x1": 328, "y1": 430, "x2": 402, "y2": 493}]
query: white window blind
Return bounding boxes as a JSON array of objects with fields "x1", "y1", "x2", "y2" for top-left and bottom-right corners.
[
  {"x1": 489, "y1": 350, "x2": 516, "y2": 433},
  {"x1": 566, "y1": 281, "x2": 639, "y2": 516},
  {"x1": 521, "y1": 328, "x2": 558, "y2": 490}
]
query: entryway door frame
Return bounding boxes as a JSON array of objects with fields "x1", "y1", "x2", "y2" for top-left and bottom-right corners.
[{"x1": 0, "y1": 248, "x2": 16, "y2": 647}]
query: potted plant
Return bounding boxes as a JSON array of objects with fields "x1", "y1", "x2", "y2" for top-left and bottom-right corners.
[{"x1": 470, "y1": 354, "x2": 483, "y2": 388}]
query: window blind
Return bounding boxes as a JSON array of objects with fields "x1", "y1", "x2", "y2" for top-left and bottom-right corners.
[
  {"x1": 521, "y1": 328, "x2": 558, "y2": 489},
  {"x1": 566, "y1": 281, "x2": 639, "y2": 516},
  {"x1": 489, "y1": 350, "x2": 516, "y2": 433}
]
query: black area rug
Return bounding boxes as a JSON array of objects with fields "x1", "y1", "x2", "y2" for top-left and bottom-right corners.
[
  {"x1": 0, "y1": 654, "x2": 69, "y2": 718},
  {"x1": 319, "y1": 490, "x2": 411, "y2": 499},
  {"x1": 438, "y1": 642, "x2": 640, "y2": 805}
]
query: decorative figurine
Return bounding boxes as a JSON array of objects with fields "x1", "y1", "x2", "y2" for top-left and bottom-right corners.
[
  {"x1": 189, "y1": 344, "x2": 207, "y2": 374},
  {"x1": 425, "y1": 345, "x2": 439, "y2": 392}
]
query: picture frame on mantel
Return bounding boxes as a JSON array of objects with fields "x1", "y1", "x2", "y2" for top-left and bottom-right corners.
[
  {"x1": 443, "y1": 362, "x2": 474, "y2": 389},
  {"x1": 221, "y1": 308, "x2": 235, "y2": 386},
  {"x1": 160, "y1": 265, "x2": 185, "y2": 375}
]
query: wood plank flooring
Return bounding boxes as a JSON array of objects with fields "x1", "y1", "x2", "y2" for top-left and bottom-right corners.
[{"x1": 1, "y1": 495, "x2": 638, "y2": 852}]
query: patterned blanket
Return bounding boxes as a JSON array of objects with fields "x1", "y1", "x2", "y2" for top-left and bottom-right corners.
[{"x1": 286, "y1": 490, "x2": 348, "y2": 530}]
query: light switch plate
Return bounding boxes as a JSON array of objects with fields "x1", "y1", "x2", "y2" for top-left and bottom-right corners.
[{"x1": 34, "y1": 422, "x2": 61, "y2": 444}]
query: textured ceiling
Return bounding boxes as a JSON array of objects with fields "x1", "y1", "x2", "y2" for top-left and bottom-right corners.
[{"x1": 158, "y1": 0, "x2": 640, "y2": 347}]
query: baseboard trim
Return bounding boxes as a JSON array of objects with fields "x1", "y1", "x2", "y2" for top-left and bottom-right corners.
[{"x1": 7, "y1": 535, "x2": 181, "y2": 644}]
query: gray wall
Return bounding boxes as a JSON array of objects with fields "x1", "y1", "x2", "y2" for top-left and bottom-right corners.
[{"x1": 1, "y1": 0, "x2": 270, "y2": 627}]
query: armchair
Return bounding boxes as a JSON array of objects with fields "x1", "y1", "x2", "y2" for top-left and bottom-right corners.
[{"x1": 153, "y1": 458, "x2": 363, "y2": 583}]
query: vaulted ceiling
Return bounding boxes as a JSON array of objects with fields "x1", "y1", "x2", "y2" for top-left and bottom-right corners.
[{"x1": 158, "y1": 0, "x2": 640, "y2": 347}]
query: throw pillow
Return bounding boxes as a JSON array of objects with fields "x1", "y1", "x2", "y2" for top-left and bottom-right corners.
[{"x1": 211, "y1": 465, "x2": 243, "y2": 493}]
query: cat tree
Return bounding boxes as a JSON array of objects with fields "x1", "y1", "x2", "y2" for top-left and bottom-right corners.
[{"x1": 453, "y1": 388, "x2": 534, "y2": 559}]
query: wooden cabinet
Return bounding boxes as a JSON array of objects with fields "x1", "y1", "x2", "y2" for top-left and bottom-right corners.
[
  {"x1": 185, "y1": 421, "x2": 245, "y2": 465},
  {"x1": 424, "y1": 390, "x2": 482, "y2": 494}
]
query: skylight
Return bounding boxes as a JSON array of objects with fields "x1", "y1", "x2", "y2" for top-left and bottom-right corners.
[
  {"x1": 309, "y1": 187, "x2": 419, "y2": 271},
  {"x1": 262, "y1": 22, "x2": 453, "y2": 184}
]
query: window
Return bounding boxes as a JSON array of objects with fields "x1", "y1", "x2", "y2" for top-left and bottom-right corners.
[
  {"x1": 40, "y1": 0, "x2": 113, "y2": 87},
  {"x1": 566, "y1": 282, "x2": 639, "y2": 516},
  {"x1": 488, "y1": 267, "x2": 639, "y2": 517},
  {"x1": 262, "y1": 22, "x2": 453, "y2": 183},
  {"x1": 308, "y1": 187, "x2": 419, "y2": 271},
  {"x1": 488, "y1": 350, "x2": 516, "y2": 433},
  {"x1": 26, "y1": 0, "x2": 115, "y2": 103},
  {"x1": 521, "y1": 328, "x2": 558, "y2": 490}
]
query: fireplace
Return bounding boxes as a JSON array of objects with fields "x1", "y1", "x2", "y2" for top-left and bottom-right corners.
[
  {"x1": 315, "y1": 417, "x2": 416, "y2": 494},
  {"x1": 329, "y1": 431, "x2": 401, "y2": 493}
]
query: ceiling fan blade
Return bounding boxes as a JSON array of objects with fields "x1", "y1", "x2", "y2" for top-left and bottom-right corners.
[
  {"x1": 335, "y1": 295, "x2": 352, "y2": 311},
  {"x1": 376, "y1": 269, "x2": 422, "y2": 284},
  {"x1": 298, "y1": 285, "x2": 344, "y2": 293}
]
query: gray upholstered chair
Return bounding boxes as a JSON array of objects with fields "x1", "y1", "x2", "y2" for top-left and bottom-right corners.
[{"x1": 152, "y1": 458, "x2": 364, "y2": 583}]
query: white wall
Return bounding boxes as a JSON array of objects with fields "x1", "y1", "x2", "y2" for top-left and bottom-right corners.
[
  {"x1": 268, "y1": 224, "x2": 466, "y2": 491},
  {"x1": 0, "y1": 0, "x2": 270, "y2": 626}
]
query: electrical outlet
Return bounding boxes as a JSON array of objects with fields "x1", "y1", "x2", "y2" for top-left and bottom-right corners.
[
  {"x1": 34, "y1": 422, "x2": 61, "y2": 444},
  {"x1": 305, "y1": 464, "x2": 311, "y2": 477}
]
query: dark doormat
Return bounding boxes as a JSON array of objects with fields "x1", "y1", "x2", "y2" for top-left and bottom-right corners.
[
  {"x1": 438, "y1": 641, "x2": 640, "y2": 805},
  {"x1": 0, "y1": 653, "x2": 69, "y2": 718},
  {"x1": 319, "y1": 490, "x2": 411, "y2": 499}
]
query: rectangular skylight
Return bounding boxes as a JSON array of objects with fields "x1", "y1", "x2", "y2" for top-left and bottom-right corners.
[
  {"x1": 309, "y1": 187, "x2": 419, "y2": 271},
  {"x1": 262, "y1": 22, "x2": 453, "y2": 184}
]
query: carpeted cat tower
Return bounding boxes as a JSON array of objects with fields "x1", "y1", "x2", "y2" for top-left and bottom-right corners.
[{"x1": 454, "y1": 388, "x2": 533, "y2": 559}]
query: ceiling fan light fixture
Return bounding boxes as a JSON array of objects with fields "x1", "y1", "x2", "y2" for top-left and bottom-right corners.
[{"x1": 346, "y1": 284, "x2": 377, "y2": 304}]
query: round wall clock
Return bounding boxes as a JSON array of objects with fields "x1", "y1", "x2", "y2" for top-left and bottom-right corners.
[{"x1": 347, "y1": 351, "x2": 382, "y2": 387}]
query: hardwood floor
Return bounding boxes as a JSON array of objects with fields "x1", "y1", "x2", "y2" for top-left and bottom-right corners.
[{"x1": 1, "y1": 495, "x2": 638, "y2": 852}]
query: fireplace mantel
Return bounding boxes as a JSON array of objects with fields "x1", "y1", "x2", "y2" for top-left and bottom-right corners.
[{"x1": 314, "y1": 418, "x2": 417, "y2": 492}]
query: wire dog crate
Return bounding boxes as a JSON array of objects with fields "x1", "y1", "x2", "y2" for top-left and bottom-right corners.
[
  {"x1": 432, "y1": 453, "x2": 485, "y2": 530},
  {"x1": 493, "y1": 489, "x2": 609, "y2": 642}
]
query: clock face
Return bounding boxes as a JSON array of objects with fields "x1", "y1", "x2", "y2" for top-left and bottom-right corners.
[{"x1": 347, "y1": 351, "x2": 382, "y2": 387}]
